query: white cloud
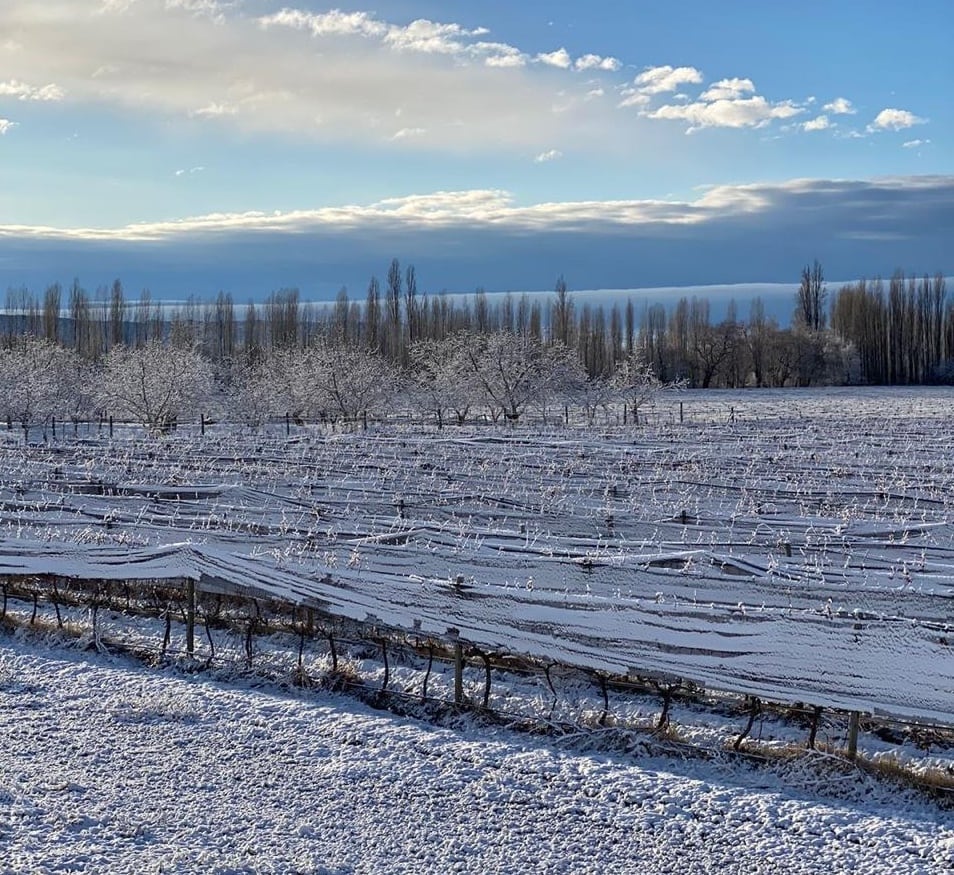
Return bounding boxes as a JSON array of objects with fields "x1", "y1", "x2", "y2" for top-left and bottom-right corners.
[
  {"x1": 164, "y1": 0, "x2": 230, "y2": 22},
  {"x1": 391, "y1": 127, "x2": 426, "y2": 140},
  {"x1": 0, "y1": 79, "x2": 65, "y2": 101},
  {"x1": 476, "y1": 42, "x2": 525, "y2": 68},
  {"x1": 700, "y1": 77, "x2": 754, "y2": 101},
  {"x1": 3, "y1": 177, "x2": 950, "y2": 243},
  {"x1": 802, "y1": 115, "x2": 831, "y2": 132},
  {"x1": 190, "y1": 102, "x2": 237, "y2": 118},
  {"x1": 1, "y1": 0, "x2": 609, "y2": 152},
  {"x1": 869, "y1": 108, "x2": 927, "y2": 131},
  {"x1": 617, "y1": 90, "x2": 650, "y2": 109},
  {"x1": 632, "y1": 65, "x2": 703, "y2": 95},
  {"x1": 174, "y1": 165, "x2": 205, "y2": 176},
  {"x1": 646, "y1": 96, "x2": 803, "y2": 132},
  {"x1": 823, "y1": 97, "x2": 855, "y2": 115},
  {"x1": 0, "y1": 2, "x2": 863, "y2": 153},
  {"x1": 384, "y1": 19, "x2": 475, "y2": 55},
  {"x1": 534, "y1": 149, "x2": 562, "y2": 163},
  {"x1": 575, "y1": 53, "x2": 621, "y2": 72},
  {"x1": 536, "y1": 48, "x2": 572, "y2": 69},
  {"x1": 0, "y1": 118, "x2": 16, "y2": 135},
  {"x1": 902, "y1": 138, "x2": 931, "y2": 148},
  {"x1": 259, "y1": 8, "x2": 387, "y2": 39}
]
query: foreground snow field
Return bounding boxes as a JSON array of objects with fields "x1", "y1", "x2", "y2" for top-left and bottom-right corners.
[{"x1": 2, "y1": 635, "x2": 952, "y2": 875}]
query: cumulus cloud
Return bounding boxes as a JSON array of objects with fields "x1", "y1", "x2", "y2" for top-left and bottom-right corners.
[
  {"x1": 0, "y1": 79, "x2": 65, "y2": 101},
  {"x1": 536, "y1": 48, "x2": 572, "y2": 69},
  {"x1": 574, "y1": 54, "x2": 621, "y2": 72},
  {"x1": 646, "y1": 96, "x2": 803, "y2": 133},
  {"x1": 869, "y1": 108, "x2": 927, "y2": 131},
  {"x1": 823, "y1": 97, "x2": 855, "y2": 115},
  {"x1": 632, "y1": 65, "x2": 703, "y2": 95},
  {"x1": 700, "y1": 78, "x2": 754, "y2": 101},
  {"x1": 902, "y1": 138, "x2": 931, "y2": 148},
  {"x1": 802, "y1": 115, "x2": 831, "y2": 132},
  {"x1": 0, "y1": 118, "x2": 17, "y2": 135},
  {"x1": 534, "y1": 149, "x2": 563, "y2": 163},
  {"x1": 259, "y1": 8, "x2": 388, "y2": 39}
]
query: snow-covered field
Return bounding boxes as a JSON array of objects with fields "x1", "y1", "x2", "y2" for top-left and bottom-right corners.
[
  {"x1": 2, "y1": 631, "x2": 953, "y2": 875},
  {"x1": 1, "y1": 386, "x2": 953, "y2": 722},
  {"x1": 3, "y1": 386, "x2": 954, "y2": 872}
]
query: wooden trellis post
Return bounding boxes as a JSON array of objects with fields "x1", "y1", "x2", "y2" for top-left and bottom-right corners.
[
  {"x1": 847, "y1": 711, "x2": 860, "y2": 760},
  {"x1": 185, "y1": 579, "x2": 196, "y2": 656}
]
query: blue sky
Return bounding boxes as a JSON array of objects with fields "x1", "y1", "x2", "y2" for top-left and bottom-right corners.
[{"x1": 1, "y1": 0, "x2": 952, "y2": 301}]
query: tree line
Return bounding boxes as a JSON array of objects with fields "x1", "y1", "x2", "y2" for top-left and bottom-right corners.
[{"x1": 1, "y1": 260, "x2": 949, "y2": 396}]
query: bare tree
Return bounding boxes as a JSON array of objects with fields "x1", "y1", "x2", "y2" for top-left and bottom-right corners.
[
  {"x1": 797, "y1": 259, "x2": 826, "y2": 332},
  {"x1": 101, "y1": 340, "x2": 214, "y2": 434}
]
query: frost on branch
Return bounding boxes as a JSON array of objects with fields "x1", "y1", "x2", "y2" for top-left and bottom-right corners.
[
  {"x1": 0, "y1": 337, "x2": 80, "y2": 438},
  {"x1": 101, "y1": 340, "x2": 214, "y2": 435}
]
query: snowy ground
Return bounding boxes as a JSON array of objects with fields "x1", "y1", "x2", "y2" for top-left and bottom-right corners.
[
  {"x1": 2, "y1": 630, "x2": 953, "y2": 875},
  {"x1": 2, "y1": 386, "x2": 954, "y2": 723},
  {"x1": 3, "y1": 387, "x2": 954, "y2": 872}
]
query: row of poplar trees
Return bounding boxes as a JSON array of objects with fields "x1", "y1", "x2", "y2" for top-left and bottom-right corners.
[{"x1": 2, "y1": 259, "x2": 950, "y2": 388}]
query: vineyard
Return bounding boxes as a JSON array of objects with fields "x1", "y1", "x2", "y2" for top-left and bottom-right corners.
[{"x1": 2, "y1": 386, "x2": 952, "y2": 736}]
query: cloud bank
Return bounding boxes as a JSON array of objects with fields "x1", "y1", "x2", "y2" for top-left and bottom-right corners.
[{"x1": 2, "y1": 176, "x2": 950, "y2": 298}]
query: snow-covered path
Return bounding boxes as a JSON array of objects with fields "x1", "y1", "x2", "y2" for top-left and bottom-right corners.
[{"x1": 2, "y1": 638, "x2": 951, "y2": 874}]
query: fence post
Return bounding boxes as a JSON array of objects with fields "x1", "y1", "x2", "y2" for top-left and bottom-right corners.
[
  {"x1": 285, "y1": 412, "x2": 290, "y2": 436},
  {"x1": 847, "y1": 711, "x2": 860, "y2": 759},
  {"x1": 185, "y1": 579, "x2": 196, "y2": 656},
  {"x1": 109, "y1": 416, "x2": 114, "y2": 438},
  {"x1": 454, "y1": 643, "x2": 464, "y2": 705},
  {"x1": 200, "y1": 413, "x2": 205, "y2": 436},
  {"x1": 52, "y1": 416, "x2": 56, "y2": 440}
]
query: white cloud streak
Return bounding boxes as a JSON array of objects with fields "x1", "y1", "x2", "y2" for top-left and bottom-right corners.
[
  {"x1": 0, "y1": 118, "x2": 17, "y2": 135},
  {"x1": 534, "y1": 149, "x2": 562, "y2": 163}
]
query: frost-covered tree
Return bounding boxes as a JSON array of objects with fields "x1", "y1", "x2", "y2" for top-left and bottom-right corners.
[
  {"x1": 461, "y1": 331, "x2": 570, "y2": 422},
  {"x1": 612, "y1": 352, "x2": 679, "y2": 424},
  {"x1": 0, "y1": 337, "x2": 79, "y2": 439},
  {"x1": 407, "y1": 337, "x2": 480, "y2": 427},
  {"x1": 299, "y1": 343, "x2": 394, "y2": 422},
  {"x1": 101, "y1": 340, "x2": 214, "y2": 434},
  {"x1": 227, "y1": 354, "x2": 293, "y2": 427}
]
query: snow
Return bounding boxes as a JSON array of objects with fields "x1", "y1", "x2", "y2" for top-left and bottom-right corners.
[
  {"x1": 2, "y1": 633, "x2": 952, "y2": 874},
  {"x1": 2, "y1": 387, "x2": 954, "y2": 725}
]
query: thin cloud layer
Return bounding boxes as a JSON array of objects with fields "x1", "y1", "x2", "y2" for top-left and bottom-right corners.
[{"x1": 0, "y1": 1, "x2": 868, "y2": 151}]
